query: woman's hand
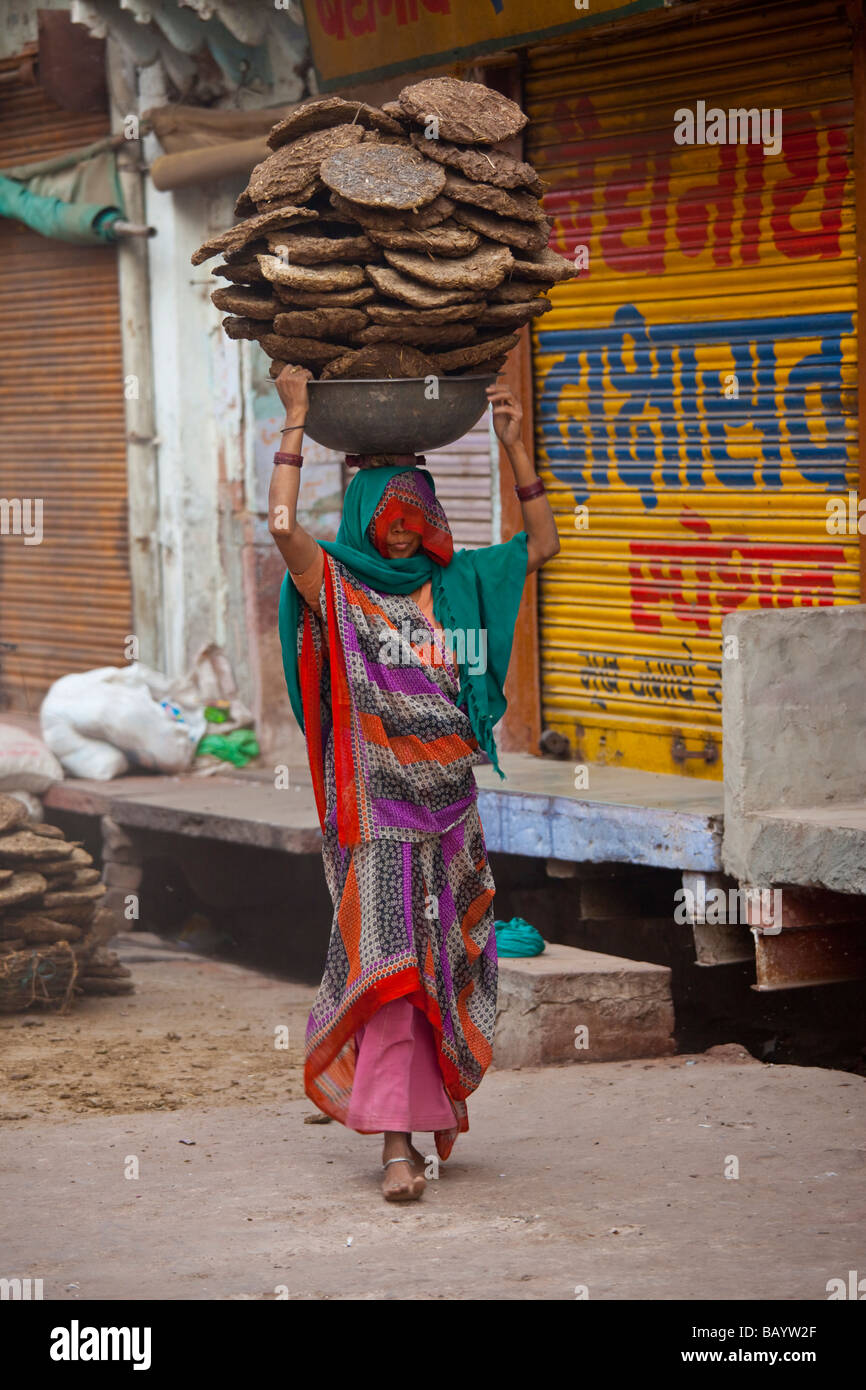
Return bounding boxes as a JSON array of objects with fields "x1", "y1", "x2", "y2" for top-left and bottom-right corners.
[
  {"x1": 269, "y1": 363, "x2": 317, "y2": 572},
  {"x1": 486, "y1": 377, "x2": 523, "y2": 449},
  {"x1": 486, "y1": 375, "x2": 560, "y2": 574},
  {"x1": 275, "y1": 363, "x2": 312, "y2": 422}
]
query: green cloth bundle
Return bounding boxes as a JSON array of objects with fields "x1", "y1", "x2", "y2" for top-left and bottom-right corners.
[{"x1": 494, "y1": 917, "x2": 546, "y2": 957}]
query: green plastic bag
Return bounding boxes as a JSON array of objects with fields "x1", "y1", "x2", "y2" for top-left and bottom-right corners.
[{"x1": 196, "y1": 728, "x2": 259, "y2": 768}]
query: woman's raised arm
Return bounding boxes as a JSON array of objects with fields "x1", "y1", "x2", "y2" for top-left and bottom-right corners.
[
  {"x1": 487, "y1": 379, "x2": 560, "y2": 574},
  {"x1": 268, "y1": 365, "x2": 320, "y2": 574}
]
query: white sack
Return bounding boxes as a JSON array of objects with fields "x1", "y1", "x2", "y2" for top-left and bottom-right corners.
[{"x1": 0, "y1": 722, "x2": 64, "y2": 792}]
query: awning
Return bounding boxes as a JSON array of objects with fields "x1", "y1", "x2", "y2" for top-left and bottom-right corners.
[{"x1": 69, "y1": 0, "x2": 307, "y2": 96}]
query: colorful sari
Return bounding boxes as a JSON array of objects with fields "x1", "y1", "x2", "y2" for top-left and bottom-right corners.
[{"x1": 280, "y1": 467, "x2": 528, "y2": 1159}]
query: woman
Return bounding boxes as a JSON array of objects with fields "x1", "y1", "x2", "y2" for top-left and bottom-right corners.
[{"x1": 269, "y1": 364, "x2": 560, "y2": 1201}]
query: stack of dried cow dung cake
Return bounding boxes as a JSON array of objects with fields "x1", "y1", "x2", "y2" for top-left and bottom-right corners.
[
  {"x1": 0, "y1": 794, "x2": 130, "y2": 1011},
  {"x1": 193, "y1": 79, "x2": 579, "y2": 381}
]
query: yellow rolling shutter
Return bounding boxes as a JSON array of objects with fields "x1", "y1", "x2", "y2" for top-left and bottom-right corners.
[
  {"x1": 0, "y1": 69, "x2": 132, "y2": 710},
  {"x1": 525, "y1": 0, "x2": 858, "y2": 779}
]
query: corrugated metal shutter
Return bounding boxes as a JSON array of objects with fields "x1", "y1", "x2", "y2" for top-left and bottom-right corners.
[
  {"x1": 427, "y1": 414, "x2": 495, "y2": 549},
  {"x1": 525, "y1": 0, "x2": 858, "y2": 779},
  {"x1": 0, "y1": 67, "x2": 132, "y2": 710}
]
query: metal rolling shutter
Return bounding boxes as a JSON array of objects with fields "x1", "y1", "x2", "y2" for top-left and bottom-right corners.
[
  {"x1": 525, "y1": 0, "x2": 858, "y2": 779},
  {"x1": 427, "y1": 415, "x2": 495, "y2": 549},
  {"x1": 0, "y1": 68, "x2": 132, "y2": 710}
]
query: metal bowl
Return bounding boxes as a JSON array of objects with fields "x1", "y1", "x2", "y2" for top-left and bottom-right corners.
[{"x1": 303, "y1": 375, "x2": 496, "y2": 455}]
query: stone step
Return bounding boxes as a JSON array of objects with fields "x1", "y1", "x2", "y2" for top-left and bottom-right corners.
[{"x1": 493, "y1": 941, "x2": 675, "y2": 1067}]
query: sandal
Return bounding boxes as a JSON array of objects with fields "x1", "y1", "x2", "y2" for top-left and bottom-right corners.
[{"x1": 382, "y1": 1156, "x2": 425, "y2": 1202}]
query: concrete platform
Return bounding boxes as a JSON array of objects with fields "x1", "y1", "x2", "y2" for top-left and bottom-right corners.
[
  {"x1": 722, "y1": 605, "x2": 866, "y2": 894},
  {"x1": 476, "y1": 755, "x2": 722, "y2": 871},
  {"x1": 494, "y1": 942, "x2": 675, "y2": 1067},
  {"x1": 45, "y1": 766, "x2": 324, "y2": 855},
  {"x1": 731, "y1": 804, "x2": 866, "y2": 897},
  {"x1": 33, "y1": 749, "x2": 722, "y2": 872}
]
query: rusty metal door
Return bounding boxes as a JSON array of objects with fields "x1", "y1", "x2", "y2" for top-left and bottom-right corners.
[
  {"x1": 0, "y1": 64, "x2": 132, "y2": 711},
  {"x1": 525, "y1": 0, "x2": 858, "y2": 778}
]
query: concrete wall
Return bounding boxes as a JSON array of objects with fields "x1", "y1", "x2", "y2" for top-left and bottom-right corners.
[{"x1": 722, "y1": 604, "x2": 866, "y2": 889}]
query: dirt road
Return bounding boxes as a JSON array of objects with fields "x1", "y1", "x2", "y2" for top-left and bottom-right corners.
[
  {"x1": 0, "y1": 937, "x2": 312, "y2": 1121},
  {"x1": 1, "y1": 936, "x2": 863, "y2": 1300}
]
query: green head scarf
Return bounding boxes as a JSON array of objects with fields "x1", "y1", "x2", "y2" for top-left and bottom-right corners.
[{"x1": 278, "y1": 463, "x2": 528, "y2": 778}]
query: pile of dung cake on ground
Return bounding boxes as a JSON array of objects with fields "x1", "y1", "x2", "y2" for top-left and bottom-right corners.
[
  {"x1": 0, "y1": 795, "x2": 131, "y2": 1012},
  {"x1": 192, "y1": 78, "x2": 579, "y2": 380}
]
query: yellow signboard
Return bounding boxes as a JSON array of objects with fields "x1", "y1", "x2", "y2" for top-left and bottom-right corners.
[{"x1": 301, "y1": 0, "x2": 664, "y2": 90}]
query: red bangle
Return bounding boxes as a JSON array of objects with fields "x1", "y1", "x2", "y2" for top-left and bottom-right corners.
[
  {"x1": 515, "y1": 478, "x2": 545, "y2": 501},
  {"x1": 274, "y1": 451, "x2": 303, "y2": 468}
]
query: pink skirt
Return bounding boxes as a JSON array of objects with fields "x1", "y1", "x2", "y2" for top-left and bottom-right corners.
[{"x1": 345, "y1": 996, "x2": 458, "y2": 1134}]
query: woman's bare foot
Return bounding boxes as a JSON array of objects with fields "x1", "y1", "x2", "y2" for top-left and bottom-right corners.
[
  {"x1": 407, "y1": 1138, "x2": 427, "y2": 1174},
  {"x1": 382, "y1": 1132, "x2": 425, "y2": 1201}
]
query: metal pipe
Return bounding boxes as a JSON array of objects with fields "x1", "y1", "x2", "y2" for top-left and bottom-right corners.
[
  {"x1": 107, "y1": 34, "x2": 164, "y2": 670},
  {"x1": 110, "y1": 220, "x2": 156, "y2": 237}
]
